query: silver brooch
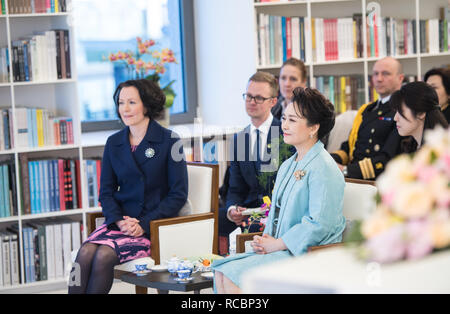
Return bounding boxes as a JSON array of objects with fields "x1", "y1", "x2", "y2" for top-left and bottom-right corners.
[{"x1": 145, "y1": 148, "x2": 155, "y2": 159}]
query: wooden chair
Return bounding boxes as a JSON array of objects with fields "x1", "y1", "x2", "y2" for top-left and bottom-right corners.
[
  {"x1": 236, "y1": 178, "x2": 377, "y2": 254},
  {"x1": 83, "y1": 162, "x2": 219, "y2": 293}
]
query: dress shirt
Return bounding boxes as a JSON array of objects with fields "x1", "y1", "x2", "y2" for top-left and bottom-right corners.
[{"x1": 250, "y1": 113, "x2": 274, "y2": 161}]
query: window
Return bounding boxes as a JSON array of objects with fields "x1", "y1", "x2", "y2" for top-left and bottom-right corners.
[{"x1": 73, "y1": 0, "x2": 197, "y2": 132}]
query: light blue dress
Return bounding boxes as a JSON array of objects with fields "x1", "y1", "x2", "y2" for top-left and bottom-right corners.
[{"x1": 212, "y1": 141, "x2": 346, "y2": 288}]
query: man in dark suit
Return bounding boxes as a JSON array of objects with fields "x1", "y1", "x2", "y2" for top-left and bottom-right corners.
[
  {"x1": 331, "y1": 57, "x2": 404, "y2": 180},
  {"x1": 219, "y1": 72, "x2": 292, "y2": 243}
]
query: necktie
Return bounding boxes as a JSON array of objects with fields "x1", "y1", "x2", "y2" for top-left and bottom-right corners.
[{"x1": 253, "y1": 129, "x2": 261, "y2": 162}]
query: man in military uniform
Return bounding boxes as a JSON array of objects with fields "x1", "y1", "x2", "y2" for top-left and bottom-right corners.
[{"x1": 331, "y1": 57, "x2": 404, "y2": 180}]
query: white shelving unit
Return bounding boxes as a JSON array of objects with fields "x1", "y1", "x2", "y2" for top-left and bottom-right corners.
[
  {"x1": 0, "y1": 1, "x2": 91, "y2": 293},
  {"x1": 253, "y1": 0, "x2": 450, "y2": 104}
]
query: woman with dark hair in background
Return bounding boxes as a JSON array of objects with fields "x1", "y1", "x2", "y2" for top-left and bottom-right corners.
[
  {"x1": 424, "y1": 68, "x2": 450, "y2": 123},
  {"x1": 213, "y1": 87, "x2": 346, "y2": 294},
  {"x1": 391, "y1": 81, "x2": 448, "y2": 154},
  {"x1": 69, "y1": 79, "x2": 188, "y2": 294}
]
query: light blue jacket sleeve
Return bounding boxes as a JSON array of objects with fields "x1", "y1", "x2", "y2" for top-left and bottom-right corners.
[{"x1": 281, "y1": 163, "x2": 346, "y2": 256}]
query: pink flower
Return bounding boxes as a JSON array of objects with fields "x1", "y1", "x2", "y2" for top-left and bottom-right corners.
[
  {"x1": 381, "y1": 190, "x2": 395, "y2": 207},
  {"x1": 366, "y1": 225, "x2": 406, "y2": 263},
  {"x1": 417, "y1": 166, "x2": 439, "y2": 184},
  {"x1": 405, "y1": 219, "x2": 433, "y2": 260}
]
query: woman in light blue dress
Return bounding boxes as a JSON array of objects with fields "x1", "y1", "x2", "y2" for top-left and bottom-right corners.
[{"x1": 213, "y1": 87, "x2": 346, "y2": 293}]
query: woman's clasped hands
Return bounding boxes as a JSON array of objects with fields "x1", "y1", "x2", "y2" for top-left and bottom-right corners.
[
  {"x1": 251, "y1": 234, "x2": 287, "y2": 255},
  {"x1": 116, "y1": 216, "x2": 144, "y2": 237}
]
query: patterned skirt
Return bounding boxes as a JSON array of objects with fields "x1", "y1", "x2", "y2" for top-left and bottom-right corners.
[{"x1": 85, "y1": 224, "x2": 151, "y2": 264}]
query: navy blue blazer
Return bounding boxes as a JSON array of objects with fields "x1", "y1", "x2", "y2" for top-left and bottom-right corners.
[
  {"x1": 99, "y1": 119, "x2": 188, "y2": 236},
  {"x1": 225, "y1": 118, "x2": 286, "y2": 210}
]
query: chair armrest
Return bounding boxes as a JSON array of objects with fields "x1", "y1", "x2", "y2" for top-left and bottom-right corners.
[
  {"x1": 307, "y1": 242, "x2": 344, "y2": 253},
  {"x1": 236, "y1": 232, "x2": 262, "y2": 254},
  {"x1": 150, "y1": 213, "x2": 217, "y2": 265},
  {"x1": 345, "y1": 178, "x2": 376, "y2": 186},
  {"x1": 87, "y1": 211, "x2": 104, "y2": 234}
]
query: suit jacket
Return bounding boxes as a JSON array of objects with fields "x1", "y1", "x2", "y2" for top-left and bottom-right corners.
[
  {"x1": 225, "y1": 117, "x2": 287, "y2": 210},
  {"x1": 271, "y1": 97, "x2": 284, "y2": 121},
  {"x1": 99, "y1": 120, "x2": 188, "y2": 236},
  {"x1": 331, "y1": 99, "x2": 401, "y2": 179}
]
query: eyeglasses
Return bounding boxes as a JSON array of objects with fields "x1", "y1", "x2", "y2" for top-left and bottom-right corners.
[{"x1": 242, "y1": 93, "x2": 275, "y2": 104}]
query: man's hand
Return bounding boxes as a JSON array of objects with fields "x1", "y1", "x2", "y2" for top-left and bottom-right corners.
[{"x1": 229, "y1": 206, "x2": 248, "y2": 225}]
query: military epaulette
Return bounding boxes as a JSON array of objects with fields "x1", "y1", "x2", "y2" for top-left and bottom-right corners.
[
  {"x1": 358, "y1": 157, "x2": 376, "y2": 179},
  {"x1": 348, "y1": 103, "x2": 371, "y2": 161}
]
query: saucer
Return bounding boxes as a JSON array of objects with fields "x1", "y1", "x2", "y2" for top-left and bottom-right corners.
[
  {"x1": 132, "y1": 269, "x2": 151, "y2": 276},
  {"x1": 174, "y1": 277, "x2": 193, "y2": 283},
  {"x1": 151, "y1": 264, "x2": 168, "y2": 272},
  {"x1": 201, "y1": 272, "x2": 214, "y2": 279}
]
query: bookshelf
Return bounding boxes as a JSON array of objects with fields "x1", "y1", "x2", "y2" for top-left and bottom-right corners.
[
  {"x1": 0, "y1": 0, "x2": 87, "y2": 292},
  {"x1": 253, "y1": 0, "x2": 450, "y2": 110}
]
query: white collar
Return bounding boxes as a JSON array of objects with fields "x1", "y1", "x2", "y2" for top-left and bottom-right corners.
[
  {"x1": 250, "y1": 113, "x2": 273, "y2": 135},
  {"x1": 380, "y1": 95, "x2": 391, "y2": 104}
]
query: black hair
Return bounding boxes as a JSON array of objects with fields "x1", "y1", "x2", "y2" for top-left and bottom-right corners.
[
  {"x1": 424, "y1": 68, "x2": 450, "y2": 96},
  {"x1": 390, "y1": 81, "x2": 448, "y2": 130},
  {"x1": 113, "y1": 79, "x2": 166, "y2": 122},
  {"x1": 292, "y1": 87, "x2": 336, "y2": 141}
]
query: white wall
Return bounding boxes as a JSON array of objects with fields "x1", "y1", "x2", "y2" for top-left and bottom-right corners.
[{"x1": 193, "y1": 0, "x2": 256, "y2": 128}]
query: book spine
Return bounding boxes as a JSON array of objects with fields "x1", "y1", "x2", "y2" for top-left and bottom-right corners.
[
  {"x1": 58, "y1": 159, "x2": 65, "y2": 211},
  {"x1": 64, "y1": 159, "x2": 73, "y2": 209}
]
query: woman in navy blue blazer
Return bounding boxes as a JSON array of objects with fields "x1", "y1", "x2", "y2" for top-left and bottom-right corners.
[{"x1": 69, "y1": 79, "x2": 188, "y2": 294}]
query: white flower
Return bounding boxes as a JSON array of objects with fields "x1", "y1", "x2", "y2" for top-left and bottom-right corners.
[
  {"x1": 377, "y1": 155, "x2": 414, "y2": 195},
  {"x1": 392, "y1": 182, "x2": 434, "y2": 219}
]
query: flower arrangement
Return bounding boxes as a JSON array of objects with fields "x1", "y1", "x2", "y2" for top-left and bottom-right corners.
[
  {"x1": 351, "y1": 127, "x2": 450, "y2": 264},
  {"x1": 242, "y1": 197, "x2": 272, "y2": 234},
  {"x1": 107, "y1": 37, "x2": 177, "y2": 108}
]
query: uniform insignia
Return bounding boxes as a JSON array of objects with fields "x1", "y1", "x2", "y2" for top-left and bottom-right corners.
[
  {"x1": 374, "y1": 144, "x2": 380, "y2": 152},
  {"x1": 145, "y1": 148, "x2": 155, "y2": 159}
]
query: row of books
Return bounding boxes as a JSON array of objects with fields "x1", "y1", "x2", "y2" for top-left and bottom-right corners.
[
  {"x1": 256, "y1": 13, "x2": 450, "y2": 66},
  {"x1": 314, "y1": 75, "x2": 365, "y2": 114},
  {"x1": 0, "y1": 161, "x2": 17, "y2": 218},
  {"x1": 257, "y1": 14, "x2": 310, "y2": 66},
  {"x1": 366, "y1": 16, "x2": 450, "y2": 58},
  {"x1": 0, "y1": 107, "x2": 74, "y2": 151},
  {"x1": 4, "y1": 0, "x2": 70, "y2": 14},
  {"x1": 1, "y1": 156, "x2": 103, "y2": 218},
  {"x1": 0, "y1": 220, "x2": 81, "y2": 285},
  {"x1": 0, "y1": 230, "x2": 19, "y2": 286},
  {"x1": 0, "y1": 47, "x2": 9, "y2": 83},
  {"x1": 15, "y1": 107, "x2": 74, "y2": 148},
  {"x1": 22, "y1": 221, "x2": 81, "y2": 283},
  {"x1": 314, "y1": 74, "x2": 418, "y2": 114},
  {"x1": 11, "y1": 29, "x2": 72, "y2": 82},
  {"x1": 19, "y1": 156, "x2": 82, "y2": 215}
]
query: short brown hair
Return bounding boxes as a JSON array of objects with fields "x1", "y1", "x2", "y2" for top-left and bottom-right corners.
[
  {"x1": 282, "y1": 58, "x2": 307, "y2": 83},
  {"x1": 248, "y1": 71, "x2": 279, "y2": 97}
]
